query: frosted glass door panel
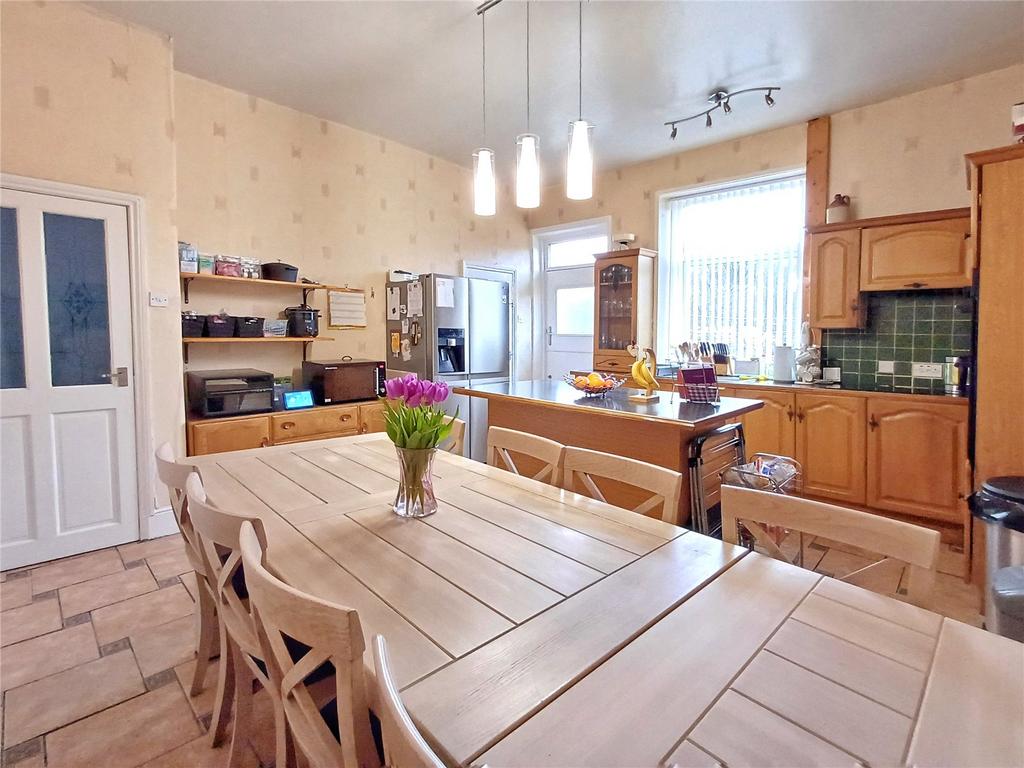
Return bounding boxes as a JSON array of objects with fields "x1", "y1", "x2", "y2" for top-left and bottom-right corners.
[
  {"x1": 43, "y1": 213, "x2": 111, "y2": 387},
  {"x1": 1, "y1": 206, "x2": 26, "y2": 389}
]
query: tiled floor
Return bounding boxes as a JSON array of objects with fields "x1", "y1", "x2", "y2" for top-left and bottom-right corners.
[{"x1": 0, "y1": 532, "x2": 983, "y2": 767}]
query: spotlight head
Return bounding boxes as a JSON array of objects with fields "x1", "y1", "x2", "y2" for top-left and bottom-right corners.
[
  {"x1": 705, "y1": 112, "x2": 712, "y2": 128},
  {"x1": 670, "y1": 124, "x2": 678, "y2": 140},
  {"x1": 765, "y1": 90, "x2": 775, "y2": 107},
  {"x1": 723, "y1": 100, "x2": 732, "y2": 114}
]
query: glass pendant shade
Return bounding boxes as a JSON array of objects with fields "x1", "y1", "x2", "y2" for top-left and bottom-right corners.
[
  {"x1": 566, "y1": 119, "x2": 594, "y2": 201},
  {"x1": 515, "y1": 134, "x2": 541, "y2": 209},
  {"x1": 473, "y1": 148, "x2": 496, "y2": 216}
]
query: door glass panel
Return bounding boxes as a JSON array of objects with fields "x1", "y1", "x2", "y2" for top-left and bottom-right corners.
[
  {"x1": 1, "y1": 207, "x2": 26, "y2": 389},
  {"x1": 43, "y1": 213, "x2": 111, "y2": 386},
  {"x1": 555, "y1": 287, "x2": 594, "y2": 335},
  {"x1": 547, "y1": 235, "x2": 607, "y2": 268},
  {"x1": 597, "y1": 262, "x2": 633, "y2": 350}
]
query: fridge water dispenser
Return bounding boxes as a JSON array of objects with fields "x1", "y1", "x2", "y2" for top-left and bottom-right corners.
[{"x1": 437, "y1": 328, "x2": 466, "y2": 374}]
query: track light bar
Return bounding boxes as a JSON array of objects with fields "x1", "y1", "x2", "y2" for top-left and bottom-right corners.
[{"x1": 665, "y1": 86, "x2": 780, "y2": 139}]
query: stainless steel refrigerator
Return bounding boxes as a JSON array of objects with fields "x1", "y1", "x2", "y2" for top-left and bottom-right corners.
[{"x1": 384, "y1": 273, "x2": 510, "y2": 461}]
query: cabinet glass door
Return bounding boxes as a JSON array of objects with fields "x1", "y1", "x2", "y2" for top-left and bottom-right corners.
[{"x1": 597, "y1": 261, "x2": 634, "y2": 350}]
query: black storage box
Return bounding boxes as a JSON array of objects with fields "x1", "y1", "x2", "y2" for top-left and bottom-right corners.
[
  {"x1": 203, "y1": 315, "x2": 234, "y2": 338},
  {"x1": 261, "y1": 261, "x2": 299, "y2": 282},
  {"x1": 181, "y1": 313, "x2": 205, "y2": 338},
  {"x1": 234, "y1": 316, "x2": 265, "y2": 338}
]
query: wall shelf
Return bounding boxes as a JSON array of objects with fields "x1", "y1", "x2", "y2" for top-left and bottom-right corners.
[
  {"x1": 179, "y1": 272, "x2": 329, "y2": 304},
  {"x1": 181, "y1": 336, "x2": 333, "y2": 363}
]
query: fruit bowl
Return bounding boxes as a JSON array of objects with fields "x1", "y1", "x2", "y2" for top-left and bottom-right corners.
[{"x1": 563, "y1": 373, "x2": 624, "y2": 397}]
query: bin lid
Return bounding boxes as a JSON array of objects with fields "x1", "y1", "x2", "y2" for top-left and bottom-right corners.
[
  {"x1": 982, "y1": 476, "x2": 1024, "y2": 504},
  {"x1": 1004, "y1": 509, "x2": 1024, "y2": 534}
]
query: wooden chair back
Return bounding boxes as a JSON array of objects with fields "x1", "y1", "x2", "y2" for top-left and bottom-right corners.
[
  {"x1": 239, "y1": 521, "x2": 378, "y2": 768},
  {"x1": 487, "y1": 427, "x2": 565, "y2": 486},
  {"x1": 154, "y1": 443, "x2": 206, "y2": 577},
  {"x1": 561, "y1": 447, "x2": 682, "y2": 523},
  {"x1": 184, "y1": 474, "x2": 266, "y2": 659},
  {"x1": 371, "y1": 636, "x2": 444, "y2": 768},
  {"x1": 721, "y1": 485, "x2": 940, "y2": 606},
  {"x1": 443, "y1": 418, "x2": 466, "y2": 456}
]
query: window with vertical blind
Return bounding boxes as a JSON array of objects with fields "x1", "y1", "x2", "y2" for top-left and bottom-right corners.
[{"x1": 658, "y1": 173, "x2": 806, "y2": 361}]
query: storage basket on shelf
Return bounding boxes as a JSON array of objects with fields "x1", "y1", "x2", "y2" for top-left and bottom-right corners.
[
  {"x1": 203, "y1": 314, "x2": 234, "y2": 338},
  {"x1": 181, "y1": 312, "x2": 205, "y2": 338},
  {"x1": 234, "y1": 316, "x2": 265, "y2": 338}
]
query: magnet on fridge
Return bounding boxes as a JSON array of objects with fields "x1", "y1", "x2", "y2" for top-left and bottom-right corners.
[
  {"x1": 401, "y1": 319, "x2": 409, "y2": 334},
  {"x1": 390, "y1": 331, "x2": 400, "y2": 358}
]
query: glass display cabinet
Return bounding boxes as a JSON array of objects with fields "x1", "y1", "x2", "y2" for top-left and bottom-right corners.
[{"x1": 592, "y1": 248, "x2": 656, "y2": 375}]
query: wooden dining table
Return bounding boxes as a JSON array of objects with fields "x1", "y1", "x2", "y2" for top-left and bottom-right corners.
[{"x1": 185, "y1": 433, "x2": 1024, "y2": 768}]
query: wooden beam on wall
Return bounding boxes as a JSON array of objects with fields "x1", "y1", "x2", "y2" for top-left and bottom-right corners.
[{"x1": 805, "y1": 116, "x2": 831, "y2": 227}]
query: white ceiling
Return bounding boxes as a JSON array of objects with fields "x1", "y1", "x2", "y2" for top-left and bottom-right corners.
[{"x1": 92, "y1": 1, "x2": 1024, "y2": 179}]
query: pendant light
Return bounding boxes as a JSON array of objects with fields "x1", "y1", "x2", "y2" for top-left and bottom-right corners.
[
  {"x1": 566, "y1": 1, "x2": 593, "y2": 201},
  {"x1": 515, "y1": 2, "x2": 540, "y2": 209},
  {"x1": 473, "y1": 11, "x2": 496, "y2": 216}
]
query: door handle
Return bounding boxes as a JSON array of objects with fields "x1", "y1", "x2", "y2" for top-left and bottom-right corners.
[
  {"x1": 101, "y1": 367, "x2": 129, "y2": 387},
  {"x1": 546, "y1": 325, "x2": 553, "y2": 346}
]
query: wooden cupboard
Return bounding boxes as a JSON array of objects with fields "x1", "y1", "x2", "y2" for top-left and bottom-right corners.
[
  {"x1": 730, "y1": 389, "x2": 796, "y2": 458},
  {"x1": 866, "y1": 399, "x2": 969, "y2": 524},
  {"x1": 187, "y1": 400, "x2": 386, "y2": 456},
  {"x1": 794, "y1": 393, "x2": 867, "y2": 505},
  {"x1": 592, "y1": 249, "x2": 655, "y2": 373},
  {"x1": 860, "y1": 217, "x2": 971, "y2": 291},
  {"x1": 808, "y1": 229, "x2": 863, "y2": 328}
]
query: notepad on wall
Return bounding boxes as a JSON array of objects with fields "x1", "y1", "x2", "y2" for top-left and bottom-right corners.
[{"x1": 328, "y1": 289, "x2": 367, "y2": 329}]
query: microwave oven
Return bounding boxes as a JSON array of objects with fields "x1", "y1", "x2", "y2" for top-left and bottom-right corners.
[
  {"x1": 302, "y1": 359, "x2": 386, "y2": 405},
  {"x1": 186, "y1": 369, "x2": 274, "y2": 418}
]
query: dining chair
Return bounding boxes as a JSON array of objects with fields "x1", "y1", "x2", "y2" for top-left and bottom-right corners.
[
  {"x1": 185, "y1": 474, "x2": 285, "y2": 768},
  {"x1": 721, "y1": 484, "x2": 941, "y2": 607},
  {"x1": 238, "y1": 520, "x2": 380, "y2": 768},
  {"x1": 487, "y1": 426, "x2": 565, "y2": 486},
  {"x1": 561, "y1": 446, "x2": 682, "y2": 523},
  {"x1": 442, "y1": 417, "x2": 466, "y2": 456},
  {"x1": 154, "y1": 443, "x2": 217, "y2": 697},
  {"x1": 371, "y1": 636, "x2": 445, "y2": 768}
]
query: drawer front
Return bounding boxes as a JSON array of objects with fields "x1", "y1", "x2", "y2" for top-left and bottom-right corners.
[
  {"x1": 271, "y1": 406, "x2": 359, "y2": 442},
  {"x1": 190, "y1": 416, "x2": 270, "y2": 456},
  {"x1": 593, "y1": 353, "x2": 634, "y2": 373}
]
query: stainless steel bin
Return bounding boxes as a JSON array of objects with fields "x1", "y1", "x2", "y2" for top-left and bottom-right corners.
[{"x1": 970, "y1": 476, "x2": 1024, "y2": 630}]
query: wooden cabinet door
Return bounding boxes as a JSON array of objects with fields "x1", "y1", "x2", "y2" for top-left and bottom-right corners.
[
  {"x1": 358, "y1": 402, "x2": 387, "y2": 434},
  {"x1": 866, "y1": 399, "x2": 968, "y2": 524},
  {"x1": 738, "y1": 389, "x2": 796, "y2": 458},
  {"x1": 795, "y1": 393, "x2": 866, "y2": 504},
  {"x1": 809, "y1": 229, "x2": 863, "y2": 328},
  {"x1": 860, "y1": 217, "x2": 971, "y2": 290},
  {"x1": 190, "y1": 416, "x2": 270, "y2": 456}
]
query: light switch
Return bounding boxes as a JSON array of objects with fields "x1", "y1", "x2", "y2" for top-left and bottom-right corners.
[
  {"x1": 877, "y1": 360, "x2": 895, "y2": 374},
  {"x1": 148, "y1": 292, "x2": 169, "y2": 307}
]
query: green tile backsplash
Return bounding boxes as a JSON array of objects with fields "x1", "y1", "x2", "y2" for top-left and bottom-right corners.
[{"x1": 822, "y1": 290, "x2": 974, "y2": 395}]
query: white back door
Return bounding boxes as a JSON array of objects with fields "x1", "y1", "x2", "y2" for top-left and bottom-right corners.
[{"x1": 1, "y1": 189, "x2": 138, "y2": 569}]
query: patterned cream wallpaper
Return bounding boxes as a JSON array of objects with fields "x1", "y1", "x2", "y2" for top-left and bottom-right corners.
[
  {"x1": 174, "y1": 73, "x2": 532, "y2": 378},
  {"x1": 1, "y1": 2, "x2": 184, "y2": 491}
]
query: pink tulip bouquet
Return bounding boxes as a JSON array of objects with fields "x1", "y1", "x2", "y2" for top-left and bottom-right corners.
[
  {"x1": 381, "y1": 374, "x2": 457, "y2": 517},
  {"x1": 381, "y1": 373, "x2": 457, "y2": 450}
]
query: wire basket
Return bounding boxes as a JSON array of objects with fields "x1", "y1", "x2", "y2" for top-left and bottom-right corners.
[
  {"x1": 721, "y1": 453, "x2": 802, "y2": 494},
  {"x1": 682, "y1": 383, "x2": 720, "y2": 403}
]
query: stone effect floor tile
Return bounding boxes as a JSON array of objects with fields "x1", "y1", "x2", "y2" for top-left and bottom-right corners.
[
  {"x1": 117, "y1": 535, "x2": 185, "y2": 565},
  {"x1": 44, "y1": 684, "x2": 201, "y2": 767},
  {"x1": 179, "y1": 570, "x2": 200, "y2": 601},
  {"x1": 0, "y1": 599, "x2": 62, "y2": 647},
  {"x1": 0, "y1": 623, "x2": 98, "y2": 692},
  {"x1": 58, "y1": 566, "x2": 157, "y2": 617},
  {"x1": 1, "y1": 578, "x2": 34, "y2": 611},
  {"x1": 138, "y1": 732, "x2": 260, "y2": 768},
  {"x1": 91, "y1": 584, "x2": 195, "y2": 646},
  {"x1": 2, "y1": 737, "x2": 44, "y2": 768},
  {"x1": 146, "y1": 546, "x2": 192, "y2": 582},
  {"x1": 131, "y1": 614, "x2": 196, "y2": 677},
  {"x1": 3, "y1": 650, "x2": 145, "y2": 745},
  {"x1": 30, "y1": 548, "x2": 124, "y2": 595},
  {"x1": 174, "y1": 657, "x2": 220, "y2": 719}
]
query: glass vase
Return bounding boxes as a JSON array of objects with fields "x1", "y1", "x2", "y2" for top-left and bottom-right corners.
[{"x1": 393, "y1": 446, "x2": 438, "y2": 518}]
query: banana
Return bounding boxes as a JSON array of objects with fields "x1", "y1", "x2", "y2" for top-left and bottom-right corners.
[{"x1": 630, "y1": 358, "x2": 646, "y2": 387}]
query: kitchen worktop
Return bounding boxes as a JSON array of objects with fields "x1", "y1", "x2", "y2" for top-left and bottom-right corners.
[{"x1": 456, "y1": 380, "x2": 763, "y2": 428}]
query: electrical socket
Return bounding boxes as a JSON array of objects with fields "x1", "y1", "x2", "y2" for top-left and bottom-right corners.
[
  {"x1": 911, "y1": 362, "x2": 943, "y2": 378},
  {"x1": 877, "y1": 361, "x2": 895, "y2": 374}
]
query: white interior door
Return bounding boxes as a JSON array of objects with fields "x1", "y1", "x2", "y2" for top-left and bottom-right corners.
[{"x1": 1, "y1": 189, "x2": 138, "y2": 569}]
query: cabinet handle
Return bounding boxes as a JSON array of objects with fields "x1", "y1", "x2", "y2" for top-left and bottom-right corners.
[
  {"x1": 796, "y1": 409, "x2": 805, "y2": 423},
  {"x1": 260, "y1": 437, "x2": 269, "y2": 447},
  {"x1": 868, "y1": 416, "x2": 879, "y2": 430},
  {"x1": 903, "y1": 282, "x2": 927, "y2": 288},
  {"x1": 786, "y1": 406, "x2": 795, "y2": 421},
  {"x1": 340, "y1": 414, "x2": 352, "y2": 422},
  {"x1": 282, "y1": 422, "x2": 294, "y2": 430},
  {"x1": 850, "y1": 300, "x2": 859, "y2": 311}
]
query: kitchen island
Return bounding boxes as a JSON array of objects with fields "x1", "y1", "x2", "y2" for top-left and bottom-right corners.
[{"x1": 456, "y1": 380, "x2": 764, "y2": 526}]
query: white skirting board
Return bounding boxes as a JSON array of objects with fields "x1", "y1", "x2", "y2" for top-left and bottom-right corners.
[{"x1": 142, "y1": 506, "x2": 181, "y2": 540}]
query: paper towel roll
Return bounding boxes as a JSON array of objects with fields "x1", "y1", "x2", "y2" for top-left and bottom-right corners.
[{"x1": 773, "y1": 345, "x2": 796, "y2": 383}]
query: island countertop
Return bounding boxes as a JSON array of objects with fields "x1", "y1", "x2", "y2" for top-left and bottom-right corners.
[{"x1": 455, "y1": 380, "x2": 763, "y2": 429}]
